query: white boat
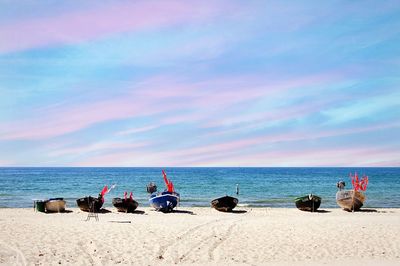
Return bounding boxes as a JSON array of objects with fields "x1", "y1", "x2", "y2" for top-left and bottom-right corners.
[
  {"x1": 336, "y1": 173, "x2": 368, "y2": 212},
  {"x1": 336, "y1": 190, "x2": 365, "y2": 211},
  {"x1": 45, "y1": 198, "x2": 66, "y2": 212}
]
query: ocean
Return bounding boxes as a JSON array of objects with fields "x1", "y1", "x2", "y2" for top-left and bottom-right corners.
[{"x1": 0, "y1": 167, "x2": 399, "y2": 209}]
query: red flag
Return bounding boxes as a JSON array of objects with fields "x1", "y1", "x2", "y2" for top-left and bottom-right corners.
[
  {"x1": 168, "y1": 182, "x2": 174, "y2": 192},
  {"x1": 359, "y1": 175, "x2": 369, "y2": 191},
  {"x1": 350, "y1": 173, "x2": 368, "y2": 191},
  {"x1": 100, "y1": 185, "x2": 108, "y2": 196},
  {"x1": 162, "y1": 170, "x2": 174, "y2": 192},
  {"x1": 162, "y1": 170, "x2": 169, "y2": 186}
]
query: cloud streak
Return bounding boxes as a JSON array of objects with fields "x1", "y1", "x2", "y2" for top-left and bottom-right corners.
[
  {"x1": 0, "y1": 1, "x2": 225, "y2": 53},
  {"x1": 1, "y1": 1, "x2": 399, "y2": 166},
  {"x1": 0, "y1": 72, "x2": 342, "y2": 141}
]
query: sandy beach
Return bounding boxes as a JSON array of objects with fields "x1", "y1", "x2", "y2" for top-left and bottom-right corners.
[{"x1": 0, "y1": 207, "x2": 399, "y2": 266}]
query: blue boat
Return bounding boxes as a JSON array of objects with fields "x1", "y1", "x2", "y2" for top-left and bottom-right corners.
[
  {"x1": 149, "y1": 191, "x2": 180, "y2": 212},
  {"x1": 148, "y1": 170, "x2": 180, "y2": 212}
]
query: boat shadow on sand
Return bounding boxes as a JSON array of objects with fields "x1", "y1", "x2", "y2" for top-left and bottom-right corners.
[
  {"x1": 131, "y1": 210, "x2": 146, "y2": 215},
  {"x1": 313, "y1": 209, "x2": 331, "y2": 213},
  {"x1": 355, "y1": 208, "x2": 377, "y2": 213},
  {"x1": 167, "y1": 209, "x2": 196, "y2": 215},
  {"x1": 97, "y1": 208, "x2": 112, "y2": 213},
  {"x1": 115, "y1": 209, "x2": 146, "y2": 215},
  {"x1": 230, "y1": 210, "x2": 247, "y2": 214},
  {"x1": 45, "y1": 209, "x2": 74, "y2": 214},
  {"x1": 212, "y1": 209, "x2": 247, "y2": 214}
]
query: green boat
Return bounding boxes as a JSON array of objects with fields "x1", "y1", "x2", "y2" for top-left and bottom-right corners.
[{"x1": 295, "y1": 194, "x2": 321, "y2": 212}]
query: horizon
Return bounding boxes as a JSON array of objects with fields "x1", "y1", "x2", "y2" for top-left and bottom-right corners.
[
  {"x1": 1, "y1": 1, "x2": 399, "y2": 167},
  {"x1": 0, "y1": 166, "x2": 399, "y2": 169}
]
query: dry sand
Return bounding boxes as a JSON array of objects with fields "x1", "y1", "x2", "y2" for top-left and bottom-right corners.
[{"x1": 0, "y1": 207, "x2": 399, "y2": 265}]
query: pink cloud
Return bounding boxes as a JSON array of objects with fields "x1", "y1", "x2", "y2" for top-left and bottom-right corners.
[
  {"x1": 199, "y1": 73, "x2": 344, "y2": 128},
  {"x1": 143, "y1": 121, "x2": 400, "y2": 166},
  {"x1": 0, "y1": 76, "x2": 194, "y2": 141},
  {"x1": 0, "y1": 159, "x2": 14, "y2": 166},
  {"x1": 75, "y1": 151, "x2": 137, "y2": 167},
  {"x1": 116, "y1": 125, "x2": 159, "y2": 136},
  {"x1": 0, "y1": 93, "x2": 161, "y2": 140},
  {"x1": 75, "y1": 148, "x2": 171, "y2": 167},
  {"x1": 170, "y1": 144, "x2": 400, "y2": 167},
  {"x1": 0, "y1": 71, "x2": 345, "y2": 141},
  {"x1": 142, "y1": 71, "x2": 340, "y2": 112},
  {"x1": 49, "y1": 141, "x2": 149, "y2": 157},
  {"x1": 72, "y1": 138, "x2": 400, "y2": 167},
  {"x1": 0, "y1": 1, "x2": 224, "y2": 53},
  {"x1": 247, "y1": 147, "x2": 400, "y2": 167}
]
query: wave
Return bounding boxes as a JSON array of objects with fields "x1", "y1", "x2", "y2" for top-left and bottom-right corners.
[{"x1": 0, "y1": 193, "x2": 14, "y2": 197}]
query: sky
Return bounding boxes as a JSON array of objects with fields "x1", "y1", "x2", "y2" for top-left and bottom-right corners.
[{"x1": 0, "y1": 0, "x2": 399, "y2": 167}]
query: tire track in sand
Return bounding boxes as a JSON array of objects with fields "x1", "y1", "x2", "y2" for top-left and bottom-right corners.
[
  {"x1": 176, "y1": 219, "x2": 238, "y2": 264},
  {"x1": 77, "y1": 241, "x2": 95, "y2": 266},
  {"x1": 207, "y1": 221, "x2": 238, "y2": 261},
  {"x1": 0, "y1": 240, "x2": 27, "y2": 266},
  {"x1": 178, "y1": 212, "x2": 248, "y2": 264},
  {"x1": 158, "y1": 210, "x2": 250, "y2": 264},
  {"x1": 205, "y1": 210, "x2": 251, "y2": 263},
  {"x1": 157, "y1": 218, "x2": 222, "y2": 262}
]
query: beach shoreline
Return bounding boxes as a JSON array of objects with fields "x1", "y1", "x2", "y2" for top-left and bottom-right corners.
[
  {"x1": 2, "y1": 167, "x2": 399, "y2": 209},
  {"x1": 1, "y1": 207, "x2": 399, "y2": 265}
]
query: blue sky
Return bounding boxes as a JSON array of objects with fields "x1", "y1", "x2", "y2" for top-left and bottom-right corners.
[{"x1": 0, "y1": 1, "x2": 399, "y2": 166}]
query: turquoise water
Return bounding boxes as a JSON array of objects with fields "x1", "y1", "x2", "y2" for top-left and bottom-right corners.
[{"x1": 0, "y1": 167, "x2": 399, "y2": 209}]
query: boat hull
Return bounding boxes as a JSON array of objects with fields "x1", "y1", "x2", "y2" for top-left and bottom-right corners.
[
  {"x1": 112, "y1": 198, "x2": 139, "y2": 213},
  {"x1": 149, "y1": 192, "x2": 180, "y2": 212},
  {"x1": 295, "y1": 195, "x2": 321, "y2": 212},
  {"x1": 45, "y1": 198, "x2": 66, "y2": 212},
  {"x1": 76, "y1": 196, "x2": 103, "y2": 212},
  {"x1": 211, "y1": 196, "x2": 238, "y2": 212},
  {"x1": 336, "y1": 190, "x2": 365, "y2": 211}
]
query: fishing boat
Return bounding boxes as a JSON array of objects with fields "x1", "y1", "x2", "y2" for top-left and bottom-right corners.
[
  {"x1": 211, "y1": 195, "x2": 238, "y2": 212},
  {"x1": 336, "y1": 173, "x2": 368, "y2": 211},
  {"x1": 148, "y1": 170, "x2": 180, "y2": 212},
  {"x1": 336, "y1": 190, "x2": 366, "y2": 211},
  {"x1": 76, "y1": 196, "x2": 103, "y2": 212},
  {"x1": 45, "y1": 198, "x2": 66, "y2": 212},
  {"x1": 294, "y1": 194, "x2": 321, "y2": 212},
  {"x1": 76, "y1": 185, "x2": 111, "y2": 212},
  {"x1": 112, "y1": 192, "x2": 139, "y2": 213}
]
